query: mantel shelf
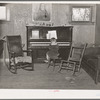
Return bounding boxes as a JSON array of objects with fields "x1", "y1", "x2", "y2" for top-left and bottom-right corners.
[{"x1": 26, "y1": 25, "x2": 73, "y2": 28}]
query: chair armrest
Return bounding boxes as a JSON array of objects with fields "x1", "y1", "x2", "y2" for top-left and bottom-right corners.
[
  {"x1": 9, "y1": 51, "x2": 16, "y2": 58},
  {"x1": 61, "y1": 60, "x2": 76, "y2": 64},
  {"x1": 22, "y1": 44, "x2": 25, "y2": 48},
  {"x1": 23, "y1": 50, "x2": 32, "y2": 53},
  {"x1": 23, "y1": 49, "x2": 33, "y2": 58},
  {"x1": 9, "y1": 51, "x2": 14, "y2": 54},
  {"x1": 23, "y1": 50, "x2": 34, "y2": 63}
]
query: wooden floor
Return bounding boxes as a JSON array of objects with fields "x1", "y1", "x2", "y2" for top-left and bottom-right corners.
[{"x1": 0, "y1": 60, "x2": 100, "y2": 89}]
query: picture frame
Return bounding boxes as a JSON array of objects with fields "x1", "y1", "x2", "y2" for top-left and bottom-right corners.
[
  {"x1": 32, "y1": 3, "x2": 52, "y2": 22},
  {"x1": 70, "y1": 5, "x2": 93, "y2": 23},
  {"x1": 0, "y1": 1, "x2": 100, "y2": 100}
]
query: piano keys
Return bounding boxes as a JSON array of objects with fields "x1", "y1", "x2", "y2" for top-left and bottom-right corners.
[{"x1": 29, "y1": 42, "x2": 71, "y2": 49}]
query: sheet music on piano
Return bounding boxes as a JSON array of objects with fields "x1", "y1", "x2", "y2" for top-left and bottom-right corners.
[
  {"x1": 46, "y1": 30, "x2": 57, "y2": 39},
  {"x1": 31, "y1": 30, "x2": 39, "y2": 39}
]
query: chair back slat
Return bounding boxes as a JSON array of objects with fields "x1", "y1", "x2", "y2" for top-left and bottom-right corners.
[
  {"x1": 68, "y1": 43, "x2": 87, "y2": 64},
  {"x1": 6, "y1": 35, "x2": 23, "y2": 57}
]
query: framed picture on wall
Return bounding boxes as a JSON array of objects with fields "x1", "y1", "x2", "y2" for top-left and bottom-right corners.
[
  {"x1": 32, "y1": 3, "x2": 52, "y2": 21},
  {"x1": 70, "y1": 5, "x2": 93, "y2": 23}
]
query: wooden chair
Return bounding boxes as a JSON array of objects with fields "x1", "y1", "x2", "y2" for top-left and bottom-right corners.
[
  {"x1": 47, "y1": 44, "x2": 61, "y2": 71},
  {"x1": 58, "y1": 42, "x2": 87, "y2": 75},
  {"x1": 6, "y1": 35, "x2": 34, "y2": 74},
  {"x1": 48, "y1": 56, "x2": 61, "y2": 71}
]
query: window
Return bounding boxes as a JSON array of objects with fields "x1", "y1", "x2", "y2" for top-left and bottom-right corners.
[
  {"x1": 0, "y1": 6, "x2": 10, "y2": 21},
  {"x1": 70, "y1": 6, "x2": 93, "y2": 23},
  {"x1": 0, "y1": 6, "x2": 6, "y2": 20}
]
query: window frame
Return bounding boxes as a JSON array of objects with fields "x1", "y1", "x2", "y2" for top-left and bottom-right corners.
[
  {"x1": 0, "y1": 6, "x2": 7, "y2": 20},
  {"x1": 69, "y1": 5, "x2": 94, "y2": 24}
]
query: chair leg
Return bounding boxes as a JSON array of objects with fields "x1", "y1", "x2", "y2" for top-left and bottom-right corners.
[
  {"x1": 9, "y1": 65, "x2": 17, "y2": 74},
  {"x1": 78, "y1": 64, "x2": 81, "y2": 72},
  {"x1": 95, "y1": 70, "x2": 99, "y2": 84},
  {"x1": 58, "y1": 62, "x2": 70, "y2": 72},
  {"x1": 32, "y1": 58, "x2": 34, "y2": 71},
  {"x1": 47, "y1": 59, "x2": 51, "y2": 68},
  {"x1": 72, "y1": 64, "x2": 76, "y2": 76},
  {"x1": 7, "y1": 61, "x2": 17, "y2": 74},
  {"x1": 8, "y1": 62, "x2": 12, "y2": 70},
  {"x1": 72, "y1": 70, "x2": 76, "y2": 76},
  {"x1": 14, "y1": 65, "x2": 17, "y2": 74},
  {"x1": 58, "y1": 63, "x2": 63, "y2": 72},
  {"x1": 32, "y1": 63, "x2": 34, "y2": 71},
  {"x1": 53, "y1": 60, "x2": 55, "y2": 71},
  {"x1": 48, "y1": 59, "x2": 59, "y2": 71}
]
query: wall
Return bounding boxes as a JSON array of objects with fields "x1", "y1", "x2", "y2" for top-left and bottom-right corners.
[
  {"x1": 53, "y1": 4, "x2": 96, "y2": 44},
  {"x1": 0, "y1": 3, "x2": 96, "y2": 48},
  {"x1": 1, "y1": 4, "x2": 32, "y2": 59},
  {"x1": 95, "y1": 4, "x2": 100, "y2": 44},
  {"x1": 1, "y1": 4, "x2": 32, "y2": 48}
]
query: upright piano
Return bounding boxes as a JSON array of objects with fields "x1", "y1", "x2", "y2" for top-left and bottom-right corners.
[{"x1": 26, "y1": 25, "x2": 73, "y2": 62}]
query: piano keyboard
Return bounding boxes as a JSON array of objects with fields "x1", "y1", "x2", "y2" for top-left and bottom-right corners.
[{"x1": 29, "y1": 42, "x2": 70, "y2": 48}]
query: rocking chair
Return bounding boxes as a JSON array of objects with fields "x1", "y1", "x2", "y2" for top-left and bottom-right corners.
[
  {"x1": 58, "y1": 42, "x2": 87, "y2": 75},
  {"x1": 6, "y1": 35, "x2": 34, "y2": 74}
]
